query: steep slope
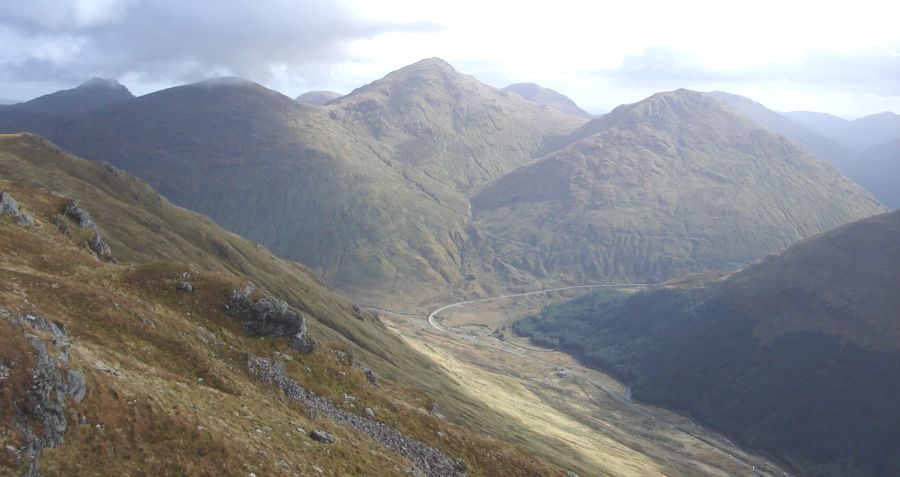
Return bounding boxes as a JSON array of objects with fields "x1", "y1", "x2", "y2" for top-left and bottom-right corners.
[
  {"x1": 709, "y1": 91, "x2": 855, "y2": 170},
  {"x1": 0, "y1": 78, "x2": 133, "y2": 118},
  {"x1": 502, "y1": 83, "x2": 593, "y2": 119},
  {"x1": 785, "y1": 110, "x2": 900, "y2": 151},
  {"x1": 516, "y1": 209, "x2": 900, "y2": 476},
  {"x1": 0, "y1": 60, "x2": 585, "y2": 302},
  {"x1": 296, "y1": 90, "x2": 342, "y2": 105},
  {"x1": 855, "y1": 138, "x2": 900, "y2": 208},
  {"x1": 328, "y1": 58, "x2": 585, "y2": 193},
  {"x1": 0, "y1": 77, "x2": 471, "y2": 302},
  {"x1": 468, "y1": 90, "x2": 885, "y2": 287},
  {"x1": 713, "y1": 95, "x2": 899, "y2": 208},
  {"x1": 0, "y1": 133, "x2": 566, "y2": 476}
]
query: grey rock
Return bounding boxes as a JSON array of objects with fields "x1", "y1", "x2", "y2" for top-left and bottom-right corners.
[
  {"x1": 228, "y1": 283, "x2": 315, "y2": 354},
  {"x1": 21, "y1": 313, "x2": 69, "y2": 345},
  {"x1": 63, "y1": 200, "x2": 93, "y2": 228},
  {"x1": 0, "y1": 362, "x2": 9, "y2": 380},
  {"x1": 16, "y1": 213, "x2": 36, "y2": 226},
  {"x1": 565, "y1": 471, "x2": 581, "y2": 477},
  {"x1": 245, "y1": 354, "x2": 466, "y2": 477},
  {"x1": 364, "y1": 367, "x2": 379, "y2": 386},
  {"x1": 364, "y1": 407, "x2": 376, "y2": 419},
  {"x1": 176, "y1": 281, "x2": 193, "y2": 293},
  {"x1": 66, "y1": 369, "x2": 86, "y2": 403},
  {"x1": 88, "y1": 230, "x2": 114, "y2": 260},
  {"x1": 0, "y1": 191, "x2": 20, "y2": 215},
  {"x1": 310, "y1": 430, "x2": 336, "y2": 444},
  {"x1": 311, "y1": 465, "x2": 324, "y2": 474}
]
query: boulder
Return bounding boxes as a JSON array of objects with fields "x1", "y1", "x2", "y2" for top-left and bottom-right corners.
[
  {"x1": 310, "y1": 430, "x2": 336, "y2": 444},
  {"x1": 66, "y1": 369, "x2": 86, "y2": 403},
  {"x1": 16, "y1": 214, "x2": 35, "y2": 226},
  {"x1": 0, "y1": 191, "x2": 20, "y2": 215},
  {"x1": 228, "y1": 283, "x2": 315, "y2": 354}
]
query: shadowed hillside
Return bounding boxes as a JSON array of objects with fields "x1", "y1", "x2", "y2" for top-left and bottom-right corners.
[{"x1": 516, "y1": 209, "x2": 900, "y2": 476}]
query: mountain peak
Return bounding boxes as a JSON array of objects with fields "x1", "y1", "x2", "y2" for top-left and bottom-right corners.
[
  {"x1": 404, "y1": 57, "x2": 457, "y2": 73},
  {"x1": 503, "y1": 83, "x2": 593, "y2": 119},
  {"x1": 77, "y1": 77, "x2": 127, "y2": 91}
]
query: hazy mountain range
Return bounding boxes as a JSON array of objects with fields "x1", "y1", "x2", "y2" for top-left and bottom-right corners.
[
  {"x1": 0, "y1": 59, "x2": 886, "y2": 304},
  {"x1": 711, "y1": 92, "x2": 900, "y2": 208},
  {"x1": 2, "y1": 57, "x2": 898, "y2": 476}
]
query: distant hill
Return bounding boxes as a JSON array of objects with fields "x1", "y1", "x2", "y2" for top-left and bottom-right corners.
[
  {"x1": 711, "y1": 94, "x2": 899, "y2": 208},
  {"x1": 0, "y1": 61, "x2": 584, "y2": 302},
  {"x1": 785, "y1": 110, "x2": 900, "y2": 151},
  {"x1": 0, "y1": 98, "x2": 18, "y2": 105},
  {"x1": 0, "y1": 78, "x2": 133, "y2": 118},
  {"x1": 467, "y1": 89, "x2": 885, "y2": 286},
  {"x1": 330, "y1": 58, "x2": 584, "y2": 192},
  {"x1": 295, "y1": 90, "x2": 342, "y2": 105},
  {"x1": 502, "y1": 83, "x2": 593, "y2": 119},
  {"x1": 0, "y1": 133, "x2": 564, "y2": 476},
  {"x1": 856, "y1": 138, "x2": 900, "y2": 208},
  {"x1": 709, "y1": 91, "x2": 855, "y2": 170},
  {"x1": 516, "y1": 209, "x2": 900, "y2": 476}
]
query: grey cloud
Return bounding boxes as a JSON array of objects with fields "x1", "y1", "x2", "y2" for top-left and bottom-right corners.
[{"x1": 0, "y1": 0, "x2": 439, "y2": 86}]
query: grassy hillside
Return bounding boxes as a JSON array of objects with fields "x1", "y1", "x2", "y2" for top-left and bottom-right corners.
[
  {"x1": 515, "y1": 210, "x2": 900, "y2": 476},
  {"x1": 0, "y1": 61, "x2": 584, "y2": 304},
  {"x1": 0, "y1": 133, "x2": 578, "y2": 476},
  {"x1": 468, "y1": 89, "x2": 885, "y2": 287}
]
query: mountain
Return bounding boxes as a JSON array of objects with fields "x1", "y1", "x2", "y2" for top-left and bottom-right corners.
[
  {"x1": 467, "y1": 89, "x2": 885, "y2": 287},
  {"x1": 0, "y1": 78, "x2": 133, "y2": 118},
  {"x1": 785, "y1": 110, "x2": 900, "y2": 151},
  {"x1": 330, "y1": 58, "x2": 585, "y2": 192},
  {"x1": 856, "y1": 138, "x2": 900, "y2": 208},
  {"x1": 0, "y1": 133, "x2": 565, "y2": 476},
  {"x1": 709, "y1": 91, "x2": 855, "y2": 170},
  {"x1": 515, "y1": 209, "x2": 900, "y2": 476},
  {"x1": 710, "y1": 94, "x2": 900, "y2": 208},
  {"x1": 0, "y1": 60, "x2": 584, "y2": 303},
  {"x1": 502, "y1": 83, "x2": 593, "y2": 119},
  {"x1": 295, "y1": 90, "x2": 342, "y2": 105}
]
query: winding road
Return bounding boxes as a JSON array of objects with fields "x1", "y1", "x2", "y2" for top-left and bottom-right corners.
[
  {"x1": 423, "y1": 283, "x2": 786, "y2": 477},
  {"x1": 427, "y1": 283, "x2": 652, "y2": 332}
]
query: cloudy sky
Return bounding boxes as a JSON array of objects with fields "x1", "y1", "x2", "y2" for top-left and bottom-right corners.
[{"x1": 1, "y1": 0, "x2": 898, "y2": 117}]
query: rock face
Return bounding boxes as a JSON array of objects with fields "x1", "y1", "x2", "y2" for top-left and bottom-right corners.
[
  {"x1": 7, "y1": 312, "x2": 86, "y2": 477},
  {"x1": 61, "y1": 199, "x2": 115, "y2": 261},
  {"x1": 228, "y1": 283, "x2": 316, "y2": 354}
]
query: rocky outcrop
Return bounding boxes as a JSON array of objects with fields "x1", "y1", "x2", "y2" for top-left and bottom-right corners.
[
  {"x1": 58, "y1": 199, "x2": 115, "y2": 262},
  {"x1": 63, "y1": 200, "x2": 94, "y2": 229},
  {"x1": 9, "y1": 312, "x2": 86, "y2": 477},
  {"x1": 0, "y1": 191, "x2": 20, "y2": 215},
  {"x1": 245, "y1": 355, "x2": 466, "y2": 477},
  {"x1": 0, "y1": 191, "x2": 36, "y2": 226},
  {"x1": 228, "y1": 283, "x2": 315, "y2": 354}
]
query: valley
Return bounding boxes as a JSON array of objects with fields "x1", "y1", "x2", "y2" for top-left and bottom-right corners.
[
  {"x1": 1, "y1": 49, "x2": 897, "y2": 476},
  {"x1": 376, "y1": 289, "x2": 788, "y2": 476}
]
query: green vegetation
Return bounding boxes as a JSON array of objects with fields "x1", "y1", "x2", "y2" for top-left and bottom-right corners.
[
  {"x1": 469, "y1": 89, "x2": 885, "y2": 287},
  {"x1": 515, "y1": 210, "x2": 900, "y2": 476},
  {"x1": 0, "y1": 133, "x2": 568, "y2": 476}
]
